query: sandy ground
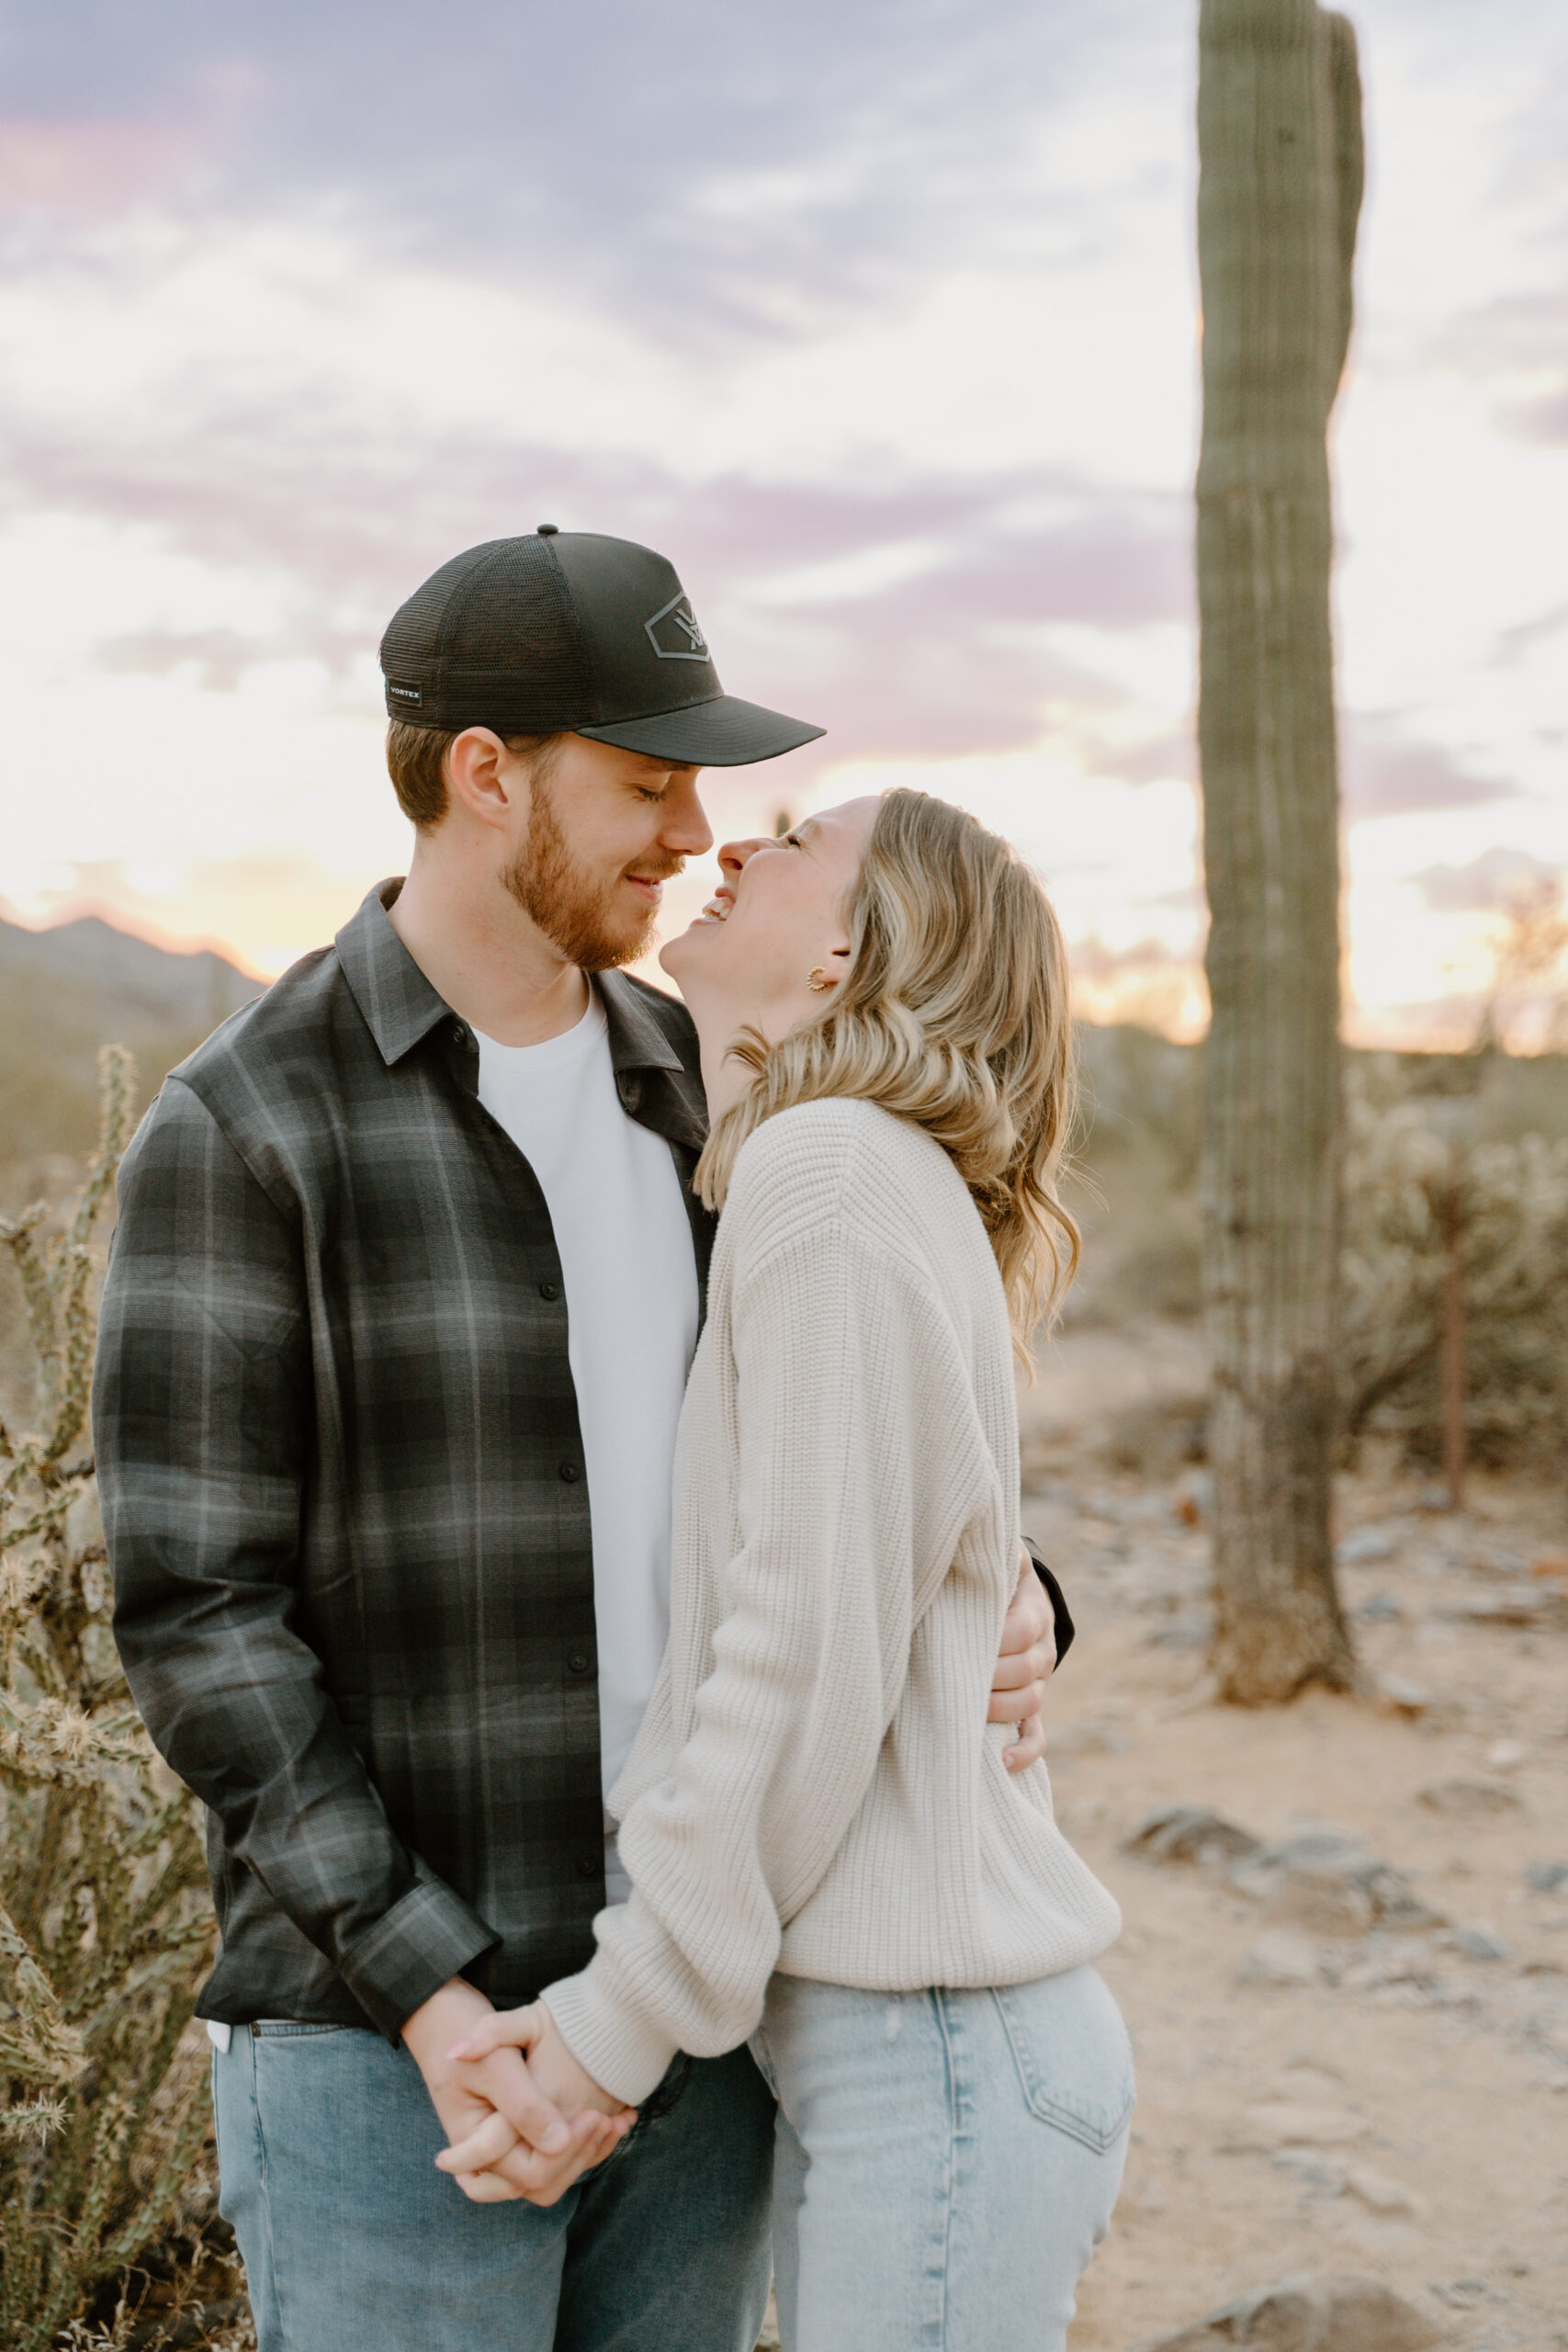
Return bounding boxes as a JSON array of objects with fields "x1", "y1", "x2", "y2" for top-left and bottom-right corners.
[{"x1": 1014, "y1": 1322, "x2": 1568, "y2": 2352}]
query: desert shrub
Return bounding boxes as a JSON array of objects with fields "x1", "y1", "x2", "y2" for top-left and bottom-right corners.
[
  {"x1": 1, "y1": 1050, "x2": 218, "y2": 2349},
  {"x1": 1341, "y1": 1059, "x2": 1568, "y2": 1471}
]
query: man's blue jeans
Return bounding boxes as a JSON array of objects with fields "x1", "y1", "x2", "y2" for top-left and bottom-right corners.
[{"x1": 212, "y1": 2024, "x2": 775, "y2": 2352}]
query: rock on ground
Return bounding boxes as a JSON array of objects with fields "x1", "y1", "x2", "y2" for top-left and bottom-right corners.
[
  {"x1": 1237, "y1": 1929, "x2": 1321, "y2": 1987},
  {"x1": 1123, "y1": 1804, "x2": 1259, "y2": 1865},
  {"x1": 1134, "y1": 2271, "x2": 1441, "y2": 2352}
]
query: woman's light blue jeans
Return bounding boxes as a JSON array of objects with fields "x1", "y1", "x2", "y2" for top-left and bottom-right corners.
[{"x1": 750, "y1": 1965, "x2": 1134, "y2": 2352}]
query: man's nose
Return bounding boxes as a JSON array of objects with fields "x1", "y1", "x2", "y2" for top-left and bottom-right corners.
[
  {"x1": 660, "y1": 775, "x2": 715, "y2": 857},
  {"x1": 716, "y1": 836, "x2": 774, "y2": 884}
]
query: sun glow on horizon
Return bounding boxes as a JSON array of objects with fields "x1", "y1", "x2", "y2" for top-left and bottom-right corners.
[{"x1": 0, "y1": 1, "x2": 1563, "y2": 1049}]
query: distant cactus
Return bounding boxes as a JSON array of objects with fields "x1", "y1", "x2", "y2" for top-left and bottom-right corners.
[
  {"x1": 1, "y1": 1049, "x2": 217, "y2": 2349},
  {"x1": 1342, "y1": 1067, "x2": 1568, "y2": 1469}
]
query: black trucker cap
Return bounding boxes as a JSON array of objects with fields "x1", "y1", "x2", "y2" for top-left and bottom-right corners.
[{"x1": 379, "y1": 526, "x2": 823, "y2": 768}]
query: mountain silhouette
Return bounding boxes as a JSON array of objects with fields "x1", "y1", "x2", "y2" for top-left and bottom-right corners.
[{"x1": 0, "y1": 912, "x2": 264, "y2": 1174}]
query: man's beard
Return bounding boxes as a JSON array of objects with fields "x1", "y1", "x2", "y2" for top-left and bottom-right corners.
[{"x1": 502, "y1": 776, "x2": 680, "y2": 973}]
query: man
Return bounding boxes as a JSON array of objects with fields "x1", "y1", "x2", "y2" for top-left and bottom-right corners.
[{"x1": 94, "y1": 528, "x2": 1071, "y2": 2352}]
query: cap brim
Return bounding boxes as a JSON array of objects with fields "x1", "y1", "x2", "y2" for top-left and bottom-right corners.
[{"x1": 575, "y1": 694, "x2": 824, "y2": 768}]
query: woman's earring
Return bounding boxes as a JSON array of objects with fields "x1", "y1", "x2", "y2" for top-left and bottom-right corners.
[{"x1": 807, "y1": 968, "x2": 834, "y2": 992}]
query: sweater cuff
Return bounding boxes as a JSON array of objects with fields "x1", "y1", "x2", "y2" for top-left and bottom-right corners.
[{"x1": 541, "y1": 1968, "x2": 681, "y2": 2109}]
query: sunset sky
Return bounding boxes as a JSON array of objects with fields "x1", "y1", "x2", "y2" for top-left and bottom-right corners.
[{"x1": 1, "y1": 0, "x2": 1564, "y2": 1046}]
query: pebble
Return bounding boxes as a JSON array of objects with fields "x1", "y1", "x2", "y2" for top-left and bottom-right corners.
[
  {"x1": 1430, "y1": 2279, "x2": 1487, "y2": 2307},
  {"x1": 1344, "y1": 2164, "x2": 1428, "y2": 2220},
  {"x1": 1486, "y1": 1738, "x2": 1527, "y2": 1771},
  {"x1": 1173, "y1": 1470, "x2": 1213, "y2": 1524},
  {"x1": 1442, "y1": 1923, "x2": 1511, "y2": 1963},
  {"x1": 1046, "y1": 1717, "x2": 1132, "y2": 1757},
  {"x1": 1237, "y1": 1930, "x2": 1321, "y2": 1988},
  {"x1": 1337, "y1": 1524, "x2": 1400, "y2": 1566},
  {"x1": 1225, "y1": 2101, "x2": 1367, "y2": 2152},
  {"x1": 1119, "y1": 2173, "x2": 1170, "y2": 2219},
  {"x1": 1272, "y1": 2147, "x2": 1345, "y2": 2188},
  {"x1": 1523, "y1": 1860, "x2": 1568, "y2": 1894},
  {"x1": 1333, "y1": 1936, "x2": 1439, "y2": 1993},
  {"x1": 1416, "y1": 1777, "x2": 1522, "y2": 1815},
  {"x1": 1145, "y1": 1613, "x2": 1213, "y2": 1651},
  {"x1": 1448, "y1": 1589, "x2": 1551, "y2": 1625},
  {"x1": 1372, "y1": 1672, "x2": 1429, "y2": 1715}
]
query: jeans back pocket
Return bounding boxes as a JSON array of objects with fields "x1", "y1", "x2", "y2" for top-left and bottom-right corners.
[{"x1": 991, "y1": 1970, "x2": 1135, "y2": 2153}]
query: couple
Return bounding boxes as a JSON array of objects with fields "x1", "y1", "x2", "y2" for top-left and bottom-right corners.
[{"x1": 95, "y1": 528, "x2": 1131, "y2": 2352}]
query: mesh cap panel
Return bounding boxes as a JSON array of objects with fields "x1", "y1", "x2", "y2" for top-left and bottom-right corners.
[{"x1": 378, "y1": 537, "x2": 592, "y2": 734}]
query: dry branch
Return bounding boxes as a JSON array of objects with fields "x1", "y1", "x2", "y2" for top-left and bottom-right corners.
[{"x1": 1, "y1": 1048, "x2": 218, "y2": 2349}]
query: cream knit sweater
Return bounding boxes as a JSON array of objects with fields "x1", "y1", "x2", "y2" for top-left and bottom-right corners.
[{"x1": 543, "y1": 1097, "x2": 1121, "y2": 2106}]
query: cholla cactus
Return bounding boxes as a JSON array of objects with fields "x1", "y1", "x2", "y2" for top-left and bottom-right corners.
[
  {"x1": 1, "y1": 1049, "x2": 217, "y2": 2349},
  {"x1": 1341, "y1": 1064, "x2": 1568, "y2": 1464}
]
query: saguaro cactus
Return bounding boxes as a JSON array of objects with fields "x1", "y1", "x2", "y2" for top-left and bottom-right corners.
[{"x1": 1196, "y1": 0, "x2": 1363, "y2": 1701}]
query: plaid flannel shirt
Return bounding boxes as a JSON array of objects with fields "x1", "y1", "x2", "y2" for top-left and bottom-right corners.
[
  {"x1": 93, "y1": 881, "x2": 712, "y2": 2041},
  {"x1": 94, "y1": 879, "x2": 1073, "y2": 2045}
]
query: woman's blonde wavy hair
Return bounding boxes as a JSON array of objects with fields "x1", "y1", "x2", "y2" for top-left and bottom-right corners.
[{"x1": 694, "y1": 788, "x2": 1080, "y2": 1352}]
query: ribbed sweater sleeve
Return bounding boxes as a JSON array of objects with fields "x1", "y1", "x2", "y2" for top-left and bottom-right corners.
[{"x1": 542, "y1": 1149, "x2": 988, "y2": 2104}]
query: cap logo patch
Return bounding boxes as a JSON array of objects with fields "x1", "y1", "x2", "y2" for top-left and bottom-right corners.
[
  {"x1": 644, "y1": 594, "x2": 709, "y2": 662},
  {"x1": 387, "y1": 680, "x2": 423, "y2": 707}
]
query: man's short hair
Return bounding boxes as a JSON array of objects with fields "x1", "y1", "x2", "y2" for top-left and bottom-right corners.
[{"x1": 385, "y1": 723, "x2": 564, "y2": 830}]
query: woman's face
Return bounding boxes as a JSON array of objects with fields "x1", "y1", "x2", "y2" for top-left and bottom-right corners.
[{"x1": 661, "y1": 797, "x2": 878, "y2": 1030}]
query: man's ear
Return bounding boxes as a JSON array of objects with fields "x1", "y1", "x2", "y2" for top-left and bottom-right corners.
[{"x1": 445, "y1": 729, "x2": 519, "y2": 831}]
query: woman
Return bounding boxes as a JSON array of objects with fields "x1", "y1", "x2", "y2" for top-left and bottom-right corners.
[{"x1": 448, "y1": 790, "x2": 1131, "y2": 2349}]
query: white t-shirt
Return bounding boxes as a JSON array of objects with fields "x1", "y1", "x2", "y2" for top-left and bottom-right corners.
[{"x1": 476, "y1": 987, "x2": 699, "y2": 1904}]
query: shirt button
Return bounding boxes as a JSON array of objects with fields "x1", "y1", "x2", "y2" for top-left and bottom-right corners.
[
  {"x1": 567, "y1": 1648, "x2": 592, "y2": 1676},
  {"x1": 559, "y1": 1461, "x2": 581, "y2": 1484},
  {"x1": 576, "y1": 1854, "x2": 601, "y2": 1881},
  {"x1": 539, "y1": 1281, "x2": 560, "y2": 1301},
  {"x1": 450, "y1": 1022, "x2": 470, "y2": 1050}
]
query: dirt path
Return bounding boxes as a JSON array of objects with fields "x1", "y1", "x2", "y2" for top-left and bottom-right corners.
[{"x1": 1017, "y1": 1329, "x2": 1568, "y2": 2350}]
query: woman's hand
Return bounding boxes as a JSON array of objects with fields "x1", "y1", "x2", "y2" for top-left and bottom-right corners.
[
  {"x1": 404, "y1": 1978, "x2": 626, "y2": 2208},
  {"x1": 990, "y1": 1544, "x2": 1057, "y2": 1770},
  {"x1": 435, "y1": 2002, "x2": 635, "y2": 2198}
]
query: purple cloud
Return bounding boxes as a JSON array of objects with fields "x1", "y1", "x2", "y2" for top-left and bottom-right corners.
[
  {"x1": 1430, "y1": 290, "x2": 1568, "y2": 445},
  {"x1": 2, "y1": 401, "x2": 1190, "y2": 763},
  {"x1": 1339, "y1": 719, "x2": 1516, "y2": 818},
  {"x1": 0, "y1": 0, "x2": 1180, "y2": 334},
  {"x1": 1413, "y1": 846, "x2": 1562, "y2": 913}
]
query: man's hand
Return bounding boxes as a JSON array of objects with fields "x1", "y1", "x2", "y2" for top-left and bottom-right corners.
[
  {"x1": 990, "y1": 1544, "x2": 1056, "y2": 1771},
  {"x1": 402, "y1": 1977, "x2": 628, "y2": 2207},
  {"x1": 436, "y1": 2001, "x2": 630, "y2": 2199}
]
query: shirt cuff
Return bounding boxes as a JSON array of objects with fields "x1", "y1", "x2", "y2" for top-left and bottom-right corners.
[
  {"x1": 541, "y1": 1966, "x2": 681, "y2": 2109},
  {"x1": 1025, "y1": 1539, "x2": 1075, "y2": 1664},
  {"x1": 337, "y1": 1878, "x2": 502, "y2": 2043}
]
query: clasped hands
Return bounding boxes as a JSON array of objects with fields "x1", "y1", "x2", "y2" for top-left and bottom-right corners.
[
  {"x1": 401, "y1": 1547, "x2": 1055, "y2": 2205},
  {"x1": 402, "y1": 1977, "x2": 633, "y2": 2207}
]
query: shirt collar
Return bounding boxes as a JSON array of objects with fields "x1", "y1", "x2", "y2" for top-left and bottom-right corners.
[
  {"x1": 337, "y1": 880, "x2": 691, "y2": 1086},
  {"x1": 597, "y1": 968, "x2": 685, "y2": 1078},
  {"x1": 336, "y1": 881, "x2": 454, "y2": 1068}
]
